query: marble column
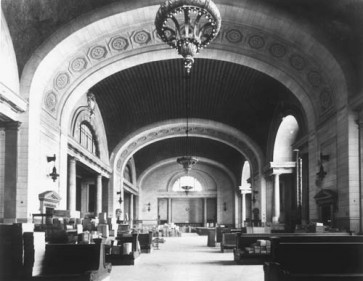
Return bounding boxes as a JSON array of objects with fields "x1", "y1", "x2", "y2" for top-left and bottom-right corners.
[
  {"x1": 68, "y1": 157, "x2": 77, "y2": 213},
  {"x1": 242, "y1": 192, "x2": 247, "y2": 226},
  {"x1": 2, "y1": 122, "x2": 19, "y2": 222},
  {"x1": 168, "y1": 198, "x2": 172, "y2": 223},
  {"x1": 273, "y1": 173, "x2": 281, "y2": 223},
  {"x1": 96, "y1": 174, "x2": 102, "y2": 215},
  {"x1": 358, "y1": 113, "x2": 363, "y2": 234},
  {"x1": 204, "y1": 198, "x2": 208, "y2": 227},
  {"x1": 239, "y1": 186, "x2": 251, "y2": 227},
  {"x1": 130, "y1": 194, "x2": 134, "y2": 228}
]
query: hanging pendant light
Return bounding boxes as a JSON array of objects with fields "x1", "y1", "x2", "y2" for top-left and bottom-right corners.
[
  {"x1": 155, "y1": 0, "x2": 222, "y2": 75},
  {"x1": 176, "y1": 67, "x2": 198, "y2": 175}
]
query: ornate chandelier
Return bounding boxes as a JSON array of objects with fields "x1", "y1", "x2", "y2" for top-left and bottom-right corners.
[
  {"x1": 155, "y1": 0, "x2": 222, "y2": 75},
  {"x1": 177, "y1": 155, "x2": 198, "y2": 173}
]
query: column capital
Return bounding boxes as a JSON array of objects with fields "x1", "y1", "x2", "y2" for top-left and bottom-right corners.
[
  {"x1": 0, "y1": 121, "x2": 21, "y2": 131},
  {"x1": 239, "y1": 186, "x2": 252, "y2": 194},
  {"x1": 357, "y1": 111, "x2": 363, "y2": 125},
  {"x1": 69, "y1": 156, "x2": 79, "y2": 162}
]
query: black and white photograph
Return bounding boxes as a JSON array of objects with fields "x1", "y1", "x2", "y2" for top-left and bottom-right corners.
[{"x1": 1, "y1": 0, "x2": 363, "y2": 280}]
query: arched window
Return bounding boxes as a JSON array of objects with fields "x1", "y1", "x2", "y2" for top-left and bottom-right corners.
[
  {"x1": 79, "y1": 122, "x2": 98, "y2": 156},
  {"x1": 273, "y1": 115, "x2": 299, "y2": 162},
  {"x1": 172, "y1": 175, "x2": 202, "y2": 192},
  {"x1": 241, "y1": 161, "x2": 251, "y2": 189},
  {"x1": 124, "y1": 165, "x2": 132, "y2": 183}
]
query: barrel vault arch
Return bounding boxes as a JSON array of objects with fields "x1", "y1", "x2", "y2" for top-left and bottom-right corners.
[{"x1": 18, "y1": 1, "x2": 350, "y2": 219}]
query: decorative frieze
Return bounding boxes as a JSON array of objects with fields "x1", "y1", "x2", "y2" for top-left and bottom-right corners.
[
  {"x1": 109, "y1": 36, "x2": 129, "y2": 52},
  {"x1": 43, "y1": 22, "x2": 335, "y2": 121},
  {"x1": 289, "y1": 54, "x2": 306, "y2": 71},
  {"x1": 44, "y1": 91, "x2": 58, "y2": 113},
  {"x1": 320, "y1": 88, "x2": 333, "y2": 111},
  {"x1": 117, "y1": 124, "x2": 259, "y2": 177},
  {"x1": 89, "y1": 45, "x2": 108, "y2": 60},
  {"x1": 248, "y1": 35, "x2": 265, "y2": 49},
  {"x1": 269, "y1": 43, "x2": 287, "y2": 58},
  {"x1": 69, "y1": 57, "x2": 88, "y2": 73},
  {"x1": 54, "y1": 72, "x2": 70, "y2": 90},
  {"x1": 132, "y1": 30, "x2": 151, "y2": 45},
  {"x1": 225, "y1": 29, "x2": 243, "y2": 43},
  {"x1": 307, "y1": 71, "x2": 322, "y2": 88}
]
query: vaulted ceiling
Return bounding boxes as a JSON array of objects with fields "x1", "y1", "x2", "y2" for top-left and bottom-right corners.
[{"x1": 2, "y1": 0, "x2": 363, "y2": 184}]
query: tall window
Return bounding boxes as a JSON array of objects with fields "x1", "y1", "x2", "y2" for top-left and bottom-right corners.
[
  {"x1": 124, "y1": 165, "x2": 132, "y2": 183},
  {"x1": 172, "y1": 176, "x2": 202, "y2": 192},
  {"x1": 273, "y1": 115, "x2": 299, "y2": 162},
  {"x1": 80, "y1": 122, "x2": 98, "y2": 156}
]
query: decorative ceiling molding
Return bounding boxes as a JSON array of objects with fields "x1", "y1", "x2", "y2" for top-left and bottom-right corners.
[
  {"x1": 137, "y1": 157, "x2": 236, "y2": 190},
  {"x1": 111, "y1": 119, "x2": 263, "y2": 178},
  {"x1": 43, "y1": 19, "x2": 336, "y2": 125}
]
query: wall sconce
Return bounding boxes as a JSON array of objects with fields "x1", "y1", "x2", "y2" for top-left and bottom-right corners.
[
  {"x1": 47, "y1": 154, "x2": 59, "y2": 182},
  {"x1": 252, "y1": 190, "x2": 259, "y2": 204},
  {"x1": 117, "y1": 191, "x2": 123, "y2": 204},
  {"x1": 316, "y1": 152, "x2": 329, "y2": 181},
  {"x1": 146, "y1": 203, "x2": 151, "y2": 212},
  {"x1": 223, "y1": 202, "x2": 227, "y2": 211},
  {"x1": 87, "y1": 91, "x2": 96, "y2": 118}
]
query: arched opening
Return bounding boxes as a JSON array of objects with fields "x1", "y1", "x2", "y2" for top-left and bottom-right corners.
[
  {"x1": 172, "y1": 175, "x2": 203, "y2": 194},
  {"x1": 240, "y1": 161, "x2": 253, "y2": 226},
  {"x1": 79, "y1": 121, "x2": 99, "y2": 157},
  {"x1": 271, "y1": 115, "x2": 301, "y2": 231},
  {"x1": 273, "y1": 115, "x2": 299, "y2": 163}
]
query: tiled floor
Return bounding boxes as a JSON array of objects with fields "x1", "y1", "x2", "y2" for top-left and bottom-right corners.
[{"x1": 110, "y1": 233, "x2": 264, "y2": 281}]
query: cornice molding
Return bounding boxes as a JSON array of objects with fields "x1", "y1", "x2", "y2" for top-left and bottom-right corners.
[
  {"x1": 67, "y1": 138, "x2": 112, "y2": 176},
  {"x1": 112, "y1": 118, "x2": 262, "y2": 178}
]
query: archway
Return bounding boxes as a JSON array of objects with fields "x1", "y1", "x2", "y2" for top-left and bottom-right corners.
[{"x1": 17, "y1": 1, "x2": 349, "y2": 221}]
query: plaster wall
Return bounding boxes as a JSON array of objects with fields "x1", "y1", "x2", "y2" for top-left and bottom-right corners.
[
  {"x1": 0, "y1": 10, "x2": 19, "y2": 96},
  {"x1": 140, "y1": 162, "x2": 235, "y2": 225},
  {"x1": 0, "y1": 128, "x2": 5, "y2": 220}
]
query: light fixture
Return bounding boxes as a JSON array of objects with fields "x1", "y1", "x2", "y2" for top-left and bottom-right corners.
[
  {"x1": 117, "y1": 191, "x2": 123, "y2": 204},
  {"x1": 147, "y1": 203, "x2": 151, "y2": 212},
  {"x1": 316, "y1": 152, "x2": 329, "y2": 181},
  {"x1": 316, "y1": 163, "x2": 327, "y2": 181},
  {"x1": 176, "y1": 49, "x2": 198, "y2": 177},
  {"x1": 182, "y1": 185, "x2": 193, "y2": 196},
  {"x1": 252, "y1": 190, "x2": 259, "y2": 204},
  {"x1": 155, "y1": 0, "x2": 222, "y2": 75},
  {"x1": 47, "y1": 154, "x2": 59, "y2": 182},
  {"x1": 177, "y1": 156, "x2": 198, "y2": 173},
  {"x1": 87, "y1": 91, "x2": 96, "y2": 118}
]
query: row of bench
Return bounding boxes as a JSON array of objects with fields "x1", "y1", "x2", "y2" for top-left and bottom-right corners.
[
  {"x1": 0, "y1": 223, "x2": 155, "y2": 280},
  {"x1": 218, "y1": 231, "x2": 363, "y2": 281}
]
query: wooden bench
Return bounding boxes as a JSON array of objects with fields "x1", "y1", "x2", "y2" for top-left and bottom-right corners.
[
  {"x1": 264, "y1": 236, "x2": 363, "y2": 281},
  {"x1": 34, "y1": 239, "x2": 112, "y2": 281},
  {"x1": 234, "y1": 232, "x2": 352, "y2": 265},
  {"x1": 106, "y1": 233, "x2": 140, "y2": 265},
  {"x1": 221, "y1": 232, "x2": 238, "y2": 252},
  {"x1": 138, "y1": 232, "x2": 153, "y2": 253}
]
